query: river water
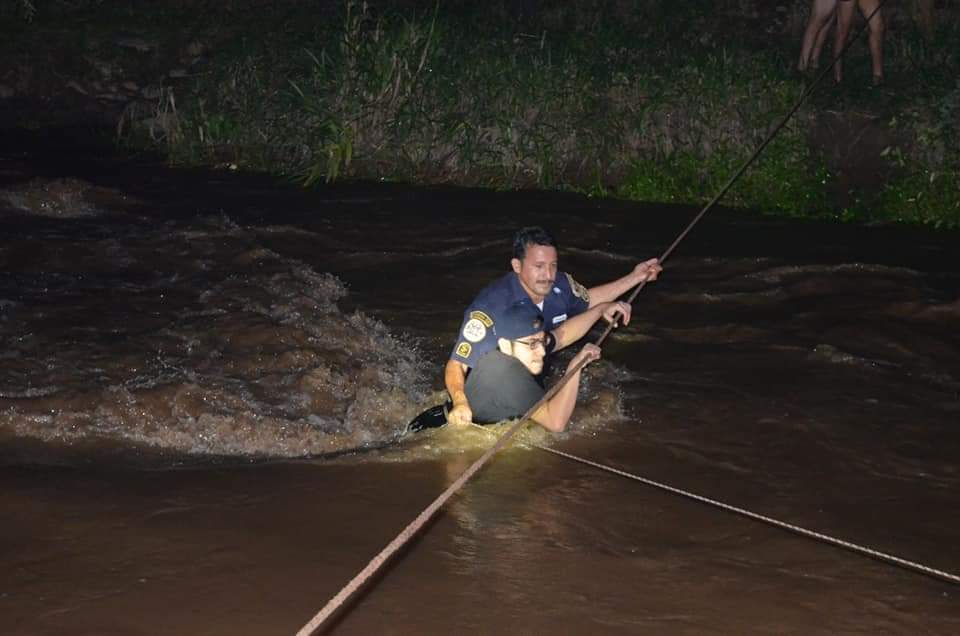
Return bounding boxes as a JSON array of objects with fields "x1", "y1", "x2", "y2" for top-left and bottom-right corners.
[{"x1": 2, "y1": 131, "x2": 958, "y2": 634}]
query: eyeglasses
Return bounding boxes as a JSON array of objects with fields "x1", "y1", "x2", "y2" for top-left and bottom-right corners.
[{"x1": 514, "y1": 337, "x2": 546, "y2": 350}]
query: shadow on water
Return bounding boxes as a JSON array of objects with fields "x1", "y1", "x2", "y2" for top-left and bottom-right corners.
[{"x1": 1, "y1": 129, "x2": 959, "y2": 634}]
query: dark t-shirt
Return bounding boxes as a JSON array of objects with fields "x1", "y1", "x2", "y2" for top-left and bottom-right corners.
[{"x1": 465, "y1": 351, "x2": 545, "y2": 424}]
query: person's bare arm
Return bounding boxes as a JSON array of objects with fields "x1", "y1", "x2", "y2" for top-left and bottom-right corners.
[
  {"x1": 444, "y1": 359, "x2": 472, "y2": 426},
  {"x1": 552, "y1": 301, "x2": 631, "y2": 351},
  {"x1": 531, "y1": 344, "x2": 601, "y2": 431},
  {"x1": 587, "y1": 258, "x2": 662, "y2": 307}
]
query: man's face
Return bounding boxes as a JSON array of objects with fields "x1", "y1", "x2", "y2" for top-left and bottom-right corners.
[
  {"x1": 511, "y1": 244, "x2": 558, "y2": 301},
  {"x1": 509, "y1": 332, "x2": 547, "y2": 375}
]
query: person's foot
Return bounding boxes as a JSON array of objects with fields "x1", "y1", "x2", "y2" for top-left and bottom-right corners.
[{"x1": 406, "y1": 402, "x2": 451, "y2": 433}]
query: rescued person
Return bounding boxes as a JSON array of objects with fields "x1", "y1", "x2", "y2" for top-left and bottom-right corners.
[
  {"x1": 463, "y1": 303, "x2": 603, "y2": 431},
  {"x1": 444, "y1": 226, "x2": 660, "y2": 427},
  {"x1": 408, "y1": 302, "x2": 614, "y2": 433}
]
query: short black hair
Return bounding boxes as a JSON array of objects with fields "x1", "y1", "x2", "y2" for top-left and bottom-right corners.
[{"x1": 512, "y1": 226, "x2": 557, "y2": 260}]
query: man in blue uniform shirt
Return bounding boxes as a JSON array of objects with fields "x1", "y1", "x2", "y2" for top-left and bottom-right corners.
[{"x1": 445, "y1": 226, "x2": 661, "y2": 427}]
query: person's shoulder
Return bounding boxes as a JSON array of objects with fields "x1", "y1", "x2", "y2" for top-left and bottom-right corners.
[
  {"x1": 556, "y1": 271, "x2": 590, "y2": 304},
  {"x1": 467, "y1": 272, "x2": 516, "y2": 311},
  {"x1": 477, "y1": 271, "x2": 517, "y2": 297},
  {"x1": 469, "y1": 350, "x2": 541, "y2": 394},
  {"x1": 475, "y1": 349, "x2": 524, "y2": 373}
]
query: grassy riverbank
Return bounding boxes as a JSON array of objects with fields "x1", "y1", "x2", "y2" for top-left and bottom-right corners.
[{"x1": 4, "y1": 1, "x2": 959, "y2": 228}]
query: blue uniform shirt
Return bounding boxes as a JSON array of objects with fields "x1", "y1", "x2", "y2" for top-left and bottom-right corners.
[{"x1": 450, "y1": 271, "x2": 590, "y2": 368}]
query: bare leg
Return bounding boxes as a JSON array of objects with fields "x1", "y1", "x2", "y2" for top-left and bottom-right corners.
[
  {"x1": 799, "y1": 0, "x2": 838, "y2": 71},
  {"x1": 858, "y1": 0, "x2": 884, "y2": 83},
  {"x1": 834, "y1": 0, "x2": 856, "y2": 83},
  {"x1": 810, "y1": 8, "x2": 834, "y2": 69}
]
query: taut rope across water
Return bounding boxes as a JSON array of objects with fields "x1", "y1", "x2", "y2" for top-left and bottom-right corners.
[
  {"x1": 477, "y1": 426, "x2": 960, "y2": 587},
  {"x1": 294, "y1": 3, "x2": 940, "y2": 633}
]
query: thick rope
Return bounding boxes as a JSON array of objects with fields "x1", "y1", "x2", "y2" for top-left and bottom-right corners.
[
  {"x1": 296, "y1": 5, "x2": 893, "y2": 633},
  {"x1": 295, "y1": 414, "x2": 531, "y2": 635},
  {"x1": 295, "y1": 366, "x2": 580, "y2": 635}
]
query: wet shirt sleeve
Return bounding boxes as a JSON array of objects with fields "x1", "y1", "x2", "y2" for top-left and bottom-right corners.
[
  {"x1": 465, "y1": 352, "x2": 545, "y2": 424},
  {"x1": 449, "y1": 306, "x2": 497, "y2": 368}
]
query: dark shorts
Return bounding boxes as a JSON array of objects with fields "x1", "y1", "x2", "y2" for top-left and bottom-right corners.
[{"x1": 465, "y1": 351, "x2": 545, "y2": 424}]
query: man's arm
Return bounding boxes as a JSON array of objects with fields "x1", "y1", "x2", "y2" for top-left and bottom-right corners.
[
  {"x1": 552, "y1": 301, "x2": 631, "y2": 351},
  {"x1": 444, "y1": 359, "x2": 472, "y2": 426},
  {"x1": 587, "y1": 258, "x2": 662, "y2": 307},
  {"x1": 531, "y1": 344, "x2": 601, "y2": 432}
]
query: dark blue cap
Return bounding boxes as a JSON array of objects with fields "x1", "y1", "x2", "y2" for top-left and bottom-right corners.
[{"x1": 494, "y1": 303, "x2": 545, "y2": 340}]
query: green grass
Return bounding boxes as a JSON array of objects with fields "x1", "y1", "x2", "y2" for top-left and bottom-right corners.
[{"x1": 6, "y1": 0, "x2": 958, "y2": 229}]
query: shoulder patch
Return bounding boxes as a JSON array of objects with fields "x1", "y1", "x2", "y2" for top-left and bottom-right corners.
[
  {"x1": 469, "y1": 310, "x2": 494, "y2": 327},
  {"x1": 455, "y1": 342, "x2": 472, "y2": 359},
  {"x1": 566, "y1": 273, "x2": 590, "y2": 303},
  {"x1": 462, "y1": 318, "x2": 487, "y2": 343}
]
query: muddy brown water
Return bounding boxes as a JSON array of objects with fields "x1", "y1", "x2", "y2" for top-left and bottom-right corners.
[{"x1": 1, "y1": 131, "x2": 958, "y2": 634}]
